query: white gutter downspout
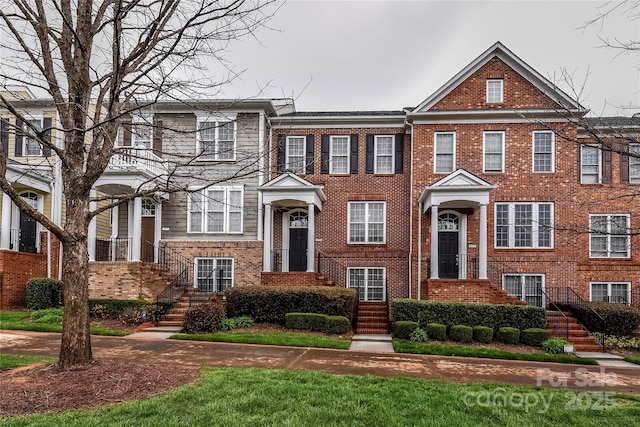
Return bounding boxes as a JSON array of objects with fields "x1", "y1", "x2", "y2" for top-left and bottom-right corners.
[
  {"x1": 47, "y1": 181, "x2": 54, "y2": 278},
  {"x1": 257, "y1": 111, "x2": 265, "y2": 241},
  {"x1": 406, "y1": 117, "x2": 415, "y2": 299}
]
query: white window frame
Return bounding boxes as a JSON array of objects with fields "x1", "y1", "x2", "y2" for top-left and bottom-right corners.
[
  {"x1": 532, "y1": 131, "x2": 555, "y2": 173},
  {"x1": 374, "y1": 135, "x2": 394, "y2": 174},
  {"x1": 434, "y1": 132, "x2": 456, "y2": 174},
  {"x1": 196, "y1": 118, "x2": 237, "y2": 161},
  {"x1": 589, "y1": 214, "x2": 630, "y2": 258},
  {"x1": 348, "y1": 201, "x2": 386, "y2": 244},
  {"x1": 194, "y1": 257, "x2": 234, "y2": 292},
  {"x1": 483, "y1": 131, "x2": 505, "y2": 173},
  {"x1": 589, "y1": 282, "x2": 631, "y2": 304},
  {"x1": 329, "y1": 135, "x2": 350, "y2": 174},
  {"x1": 187, "y1": 186, "x2": 244, "y2": 234},
  {"x1": 580, "y1": 145, "x2": 601, "y2": 184},
  {"x1": 22, "y1": 116, "x2": 44, "y2": 156},
  {"x1": 494, "y1": 202, "x2": 554, "y2": 249},
  {"x1": 141, "y1": 198, "x2": 156, "y2": 217},
  {"x1": 347, "y1": 267, "x2": 386, "y2": 301},
  {"x1": 131, "y1": 114, "x2": 152, "y2": 148},
  {"x1": 629, "y1": 143, "x2": 640, "y2": 184},
  {"x1": 486, "y1": 79, "x2": 504, "y2": 103},
  {"x1": 285, "y1": 136, "x2": 306, "y2": 173},
  {"x1": 503, "y1": 274, "x2": 545, "y2": 307}
]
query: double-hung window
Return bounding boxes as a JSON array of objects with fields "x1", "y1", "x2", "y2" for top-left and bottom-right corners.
[
  {"x1": 589, "y1": 214, "x2": 630, "y2": 258},
  {"x1": 188, "y1": 186, "x2": 243, "y2": 234},
  {"x1": 330, "y1": 135, "x2": 350, "y2": 174},
  {"x1": 23, "y1": 118, "x2": 43, "y2": 156},
  {"x1": 374, "y1": 135, "x2": 394, "y2": 174},
  {"x1": 486, "y1": 79, "x2": 503, "y2": 103},
  {"x1": 629, "y1": 143, "x2": 640, "y2": 184},
  {"x1": 495, "y1": 202, "x2": 553, "y2": 248},
  {"x1": 198, "y1": 120, "x2": 236, "y2": 161},
  {"x1": 483, "y1": 131, "x2": 505, "y2": 172},
  {"x1": 590, "y1": 282, "x2": 630, "y2": 304},
  {"x1": 347, "y1": 267, "x2": 385, "y2": 301},
  {"x1": 195, "y1": 257, "x2": 234, "y2": 292},
  {"x1": 132, "y1": 120, "x2": 152, "y2": 148},
  {"x1": 533, "y1": 131, "x2": 554, "y2": 172},
  {"x1": 285, "y1": 136, "x2": 306, "y2": 173},
  {"x1": 434, "y1": 132, "x2": 455, "y2": 173},
  {"x1": 348, "y1": 201, "x2": 385, "y2": 244},
  {"x1": 580, "y1": 145, "x2": 601, "y2": 183}
]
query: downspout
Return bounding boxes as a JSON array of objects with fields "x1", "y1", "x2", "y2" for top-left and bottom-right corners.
[
  {"x1": 54, "y1": 114, "x2": 63, "y2": 280},
  {"x1": 47, "y1": 181, "x2": 53, "y2": 278},
  {"x1": 406, "y1": 116, "x2": 415, "y2": 299},
  {"x1": 257, "y1": 111, "x2": 265, "y2": 241}
]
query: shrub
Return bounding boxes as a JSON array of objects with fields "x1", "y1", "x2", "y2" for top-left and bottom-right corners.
[
  {"x1": 542, "y1": 338, "x2": 570, "y2": 354},
  {"x1": 324, "y1": 316, "x2": 351, "y2": 334},
  {"x1": 226, "y1": 286, "x2": 357, "y2": 324},
  {"x1": 392, "y1": 299, "x2": 545, "y2": 331},
  {"x1": 604, "y1": 336, "x2": 640, "y2": 350},
  {"x1": 426, "y1": 323, "x2": 447, "y2": 341},
  {"x1": 220, "y1": 316, "x2": 255, "y2": 331},
  {"x1": 30, "y1": 308, "x2": 64, "y2": 324},
  {"x1": 450, "y1": 325, "x2": 473, "y2": 343},
  {"x1": 285, "y1": 312, "x2": 327, "y2": 331},
  {"x1": 120, "y1": 306, "x2": 155, "y2": 326},
  {"x1": 88, "y1": 299, "x2": 151, "y2": 320},
  {"x1": 409, "y1": 327, "x2": 427, "y2": 343},
  {"x1": 520, "y1": 328, "x2": 551, "y2": 347},
  {"x1": 182, "y1": 303, "x2": 225, "y2": 334},
  {"x1": 472, "y1": 325, "x2": 494, "y2": 343},
  {"x1": 496, "y1": 327, "x2": 520, "y2": 344},
  {"x1": 393, "y1": 321, "x2": 420, "y2": 339},
  {"x1": 25, "y1": 278, "x2": 63, "y2": 310},
  {"x1": 558, "y1": 301, "x2": 640, "y2": 337}
]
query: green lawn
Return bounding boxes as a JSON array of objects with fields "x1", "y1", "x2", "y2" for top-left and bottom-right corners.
[
  {"x1": 1, "y1": 367, "x2": 639, "y2": 426},
  {"x1": 0, "y1": 311, "x2": 128, "y2": 336},
  {"x1": 0, "y1": 354, "x2": 56, "y2": 371},
  {"x1": 393, "y1": 339, "x2": 598, "y2": 365},
  {"x1": 625, "y1": 355, "x2": 640, "y2": 365},
  {"x1": 171, "y1": 331, "x2": 351, "y2": 349}
]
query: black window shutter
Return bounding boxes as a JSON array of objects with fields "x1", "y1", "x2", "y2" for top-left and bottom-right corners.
[
  {"x1": 305, "y1": 134, "x2": 315, "y2": 174},
  {"x1": 577, "y1": 145, "x2": 582, "y2": 183},
  {"x1": 42, "y1": 117, "x2": 52, "y2": 157},
  {"x1": 621, "y1": 144, "x2": 629, "y2": 184},
  {"x1": 321, "y1": 134, "x2": 329, "y2": 174},
  {"x1": 350, "y1": 134, "x2": 359, "y2": 174},
  {"x1": 365, "y1": 134, "x2": 374, "y2": 174},
  {"x1": 395, "y1": 133, "x2": 404, "y2": 173},
  {"x1": 277, "y1": 135, "x2": 286, "y2": 172},
  {"x1": 603, "y1": 148, "x2": 612, "y2": 184},
  {"x1": 15, "y1": 118, "x2": 23, "y2": 156},
  {"x1": 1, "y1": 119, "x2": 8, "y2": 155},
  {"x1": 153, "y1": 117, "x2": 163, "y2": 158}
]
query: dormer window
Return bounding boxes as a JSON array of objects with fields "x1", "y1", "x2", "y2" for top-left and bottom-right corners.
[{"x1": 487, "y1": 79, "x2": 503, "y2": 103}]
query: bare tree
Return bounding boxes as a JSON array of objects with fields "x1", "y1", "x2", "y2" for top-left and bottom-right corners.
[
  {"x1": 583, "y1": 0, "x2": 639, "y2": 53},
  {"x1": 0, "y1": 0, "x2": 276, "y2": 369}
]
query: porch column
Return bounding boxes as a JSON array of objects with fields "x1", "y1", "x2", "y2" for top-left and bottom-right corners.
[
  {"x1": 479, "y1": 203, "x2": 488, "y2": 279},
  {"x1": 263, "y1": 203, "x2": 273, "y2": 272},
  {"x1": 307, "y1": 203, "x2": 315, "y2": 272},
  {"x1": 88, "y1": 189, "x2": 97, "y2": 261},
  {"x1": 1, "y1": 192, "x2": 11, "y2": 250},
  {"x1": 154, "y1": 199, "x2": 162, "y2": 263},
  {"x1": 130, "y1": 197, "x2": 142, "y2": 261},
  {"x1": 430, "y1": 204, "x2": 439, "y2": 279}
]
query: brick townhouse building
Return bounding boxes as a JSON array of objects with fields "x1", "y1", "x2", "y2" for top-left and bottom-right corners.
[{"x1": 1, "y1": 41, "x2": 639, "y2": 316}]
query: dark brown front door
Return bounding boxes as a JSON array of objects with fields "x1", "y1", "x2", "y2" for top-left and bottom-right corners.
[
  {"x1": 438, "y1": 231, "x2": 459, "y2": 279},
  {"x1": 289, "y1": 228, "x2": 307, "y2": 272},
  {"x1": 141, "y1": 217, "x2": 155, "y2": 262}
]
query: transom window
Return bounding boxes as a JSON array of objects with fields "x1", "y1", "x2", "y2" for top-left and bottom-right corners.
[
  {"x1": 330, "y1": 136, "x2": 350, "y2": 174},
  {"x1": 435, "y1": 132, "x2": 455, "y2": 173},
  {"x1": 438, "y1": 213, "x2": 459, "y2": 231},
  {"x1": 141, "y1": 198, "x2": 156, "y2": 217},
  {"x1": 286, "y1": 136, "x2": 306, "y2": 173},
  {"x1": 483, "y1": 131, "x2": 504, "y2": 172},
  {"x1": 23, "y1": 119, "x2": 43, "y2": 156},
  {"x1": 533, "y1": 131, "x2": 554, "y2": 172},
  {"x1": 348, "y1": 267, "x2": 385, "y2": 301},
  {"x1": 348, "y1": 201, "x2": 385, "y2": 244},
  {"x1": 581, "y1": 145, "x2": 601, "y2": 184},
  {"x1": 198, "y1": 120, "x2": 235, "y2": 161},
  {"x1": 495, "y1": 202, "x2": 553, "y2": 248},
  {"x1": 629, "y1": 144, "x2": 640, "y2": 184},
  {"x1": 589, "y1": 214, "x2": 630, "y2": 258},
  {"x1": 195, "y1": 257, "x2": 233, "y2": 292},
  {"x1": 289, "y1": 211, "x2": 308, "y2": 229},
  {"x1": 486, "y1": 79, "x2": 504, "y2": 103},
  {"x1": 374, "y1": 135, "x2": 394, "y2": 174},
  {"x1": 188, "y1": 187, "x2": 243, "y2": 234},
  {"x1": 590, "y1": 282, "x2": 630, "y2": 304},
  {"x1": 504, "y1": 274, "x2": 544, "y2": 307}
]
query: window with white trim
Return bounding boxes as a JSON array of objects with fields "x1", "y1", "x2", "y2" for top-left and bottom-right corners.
[
  {"x1": 330, "y1": 135, "x2": 349, "y2": 174},
  {"x1": 195, "y1": 257, "x2": 233, "y2": 292},
  {"x1": 503, "y1": 274, "x2": 545, "y2": 307},
  {"x1": 347, "y1": 267, "x2": 385, "y2": 301},
  {"x1": 581, "y1": 145, "x2": 601, "y2": 184},
  {"x1": 285, "y1": 136, "x2": 306, "y2": 173},
  {"x1": 533, "y1": 131, "x2": 554, "y2": 172},
  {"x1": 132, "y1": 123, "x2": 152, "y2": 148},
  {"x1": 374, "y1": 135, "x2": 394, "y2": 174},
  {"x1": 483, "y1": 131, "x2": 504, "y2": 172},
  {"x1": 188, "y1": 187, "x2": 243, "y2": 234},
  {"x1": 348, "y1": 201, "x2": 385, "y2": 244},
  {"x1": 495, "y1": 202, "x2": 553, "y2": 248},
  {"x1": 23, "y1": 118, "x2": 43, "y2": 156},
  {"x1": 435, "y1": 132, "x2": 455, "y2": 173},
  {"x1": 487, "y1": 79, "x2": 503, "y2": 103},
  {"x1": 589, "y1": 214, "x2": 630, "y2": 258},
  {"x1": 590, "y1": 282, "x2": 630, "y2": 304},
  {"x1": 141, "y1": 198, "x2": 156, "y2": 217},
  {"x1": 629, "y1": 143, "x2": 640, "y2": 184},
  {"x1": 197, "y1": 120, "x2": 235, "y2": 160}
]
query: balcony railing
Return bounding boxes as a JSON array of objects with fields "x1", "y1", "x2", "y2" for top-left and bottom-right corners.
[
  {"x1": 2, "y1": 229, "x2": 40, "y2": 253},
  {"x1": 107, "y1": 147, "x2": 168, "y2": 177},
  {"x1": 95, "y1": 238, "x2": 130, "y2": 261},
  {"x1": 425, "y1": 253, "x2": 479, "y2": 280}
]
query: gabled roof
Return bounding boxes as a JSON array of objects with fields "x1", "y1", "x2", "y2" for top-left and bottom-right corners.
[
  {"x1": 259, "y1": 172, "x2": 326, "y2": 209},
  {"x1": 412, "y1": 41, "x2": 584, "y2": 113},
  {"x1": 426, "y1": 168, "x2": 496, "y2": 192}
]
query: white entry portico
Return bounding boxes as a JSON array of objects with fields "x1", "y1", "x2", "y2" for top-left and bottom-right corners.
[{"x1": 419, "y1": 169, "x2": 496, "y2": 280}]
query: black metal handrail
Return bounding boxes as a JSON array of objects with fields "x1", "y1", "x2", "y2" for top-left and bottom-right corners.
[
  {"x1": 631, "y1": 286, "x2": 640, "y2": 310},
  {"x1": 486, "y1": 254, "x2": 522, "y2": 289},
  {"x1": 548, "y1": 287, "x2": 605, "y2": 350},
  {"x1": 541, "y1": 288, "x2": 569, "y2": 341},
  {"x1": 317, "y1": 252, "x2": 347, "y2": 288}
]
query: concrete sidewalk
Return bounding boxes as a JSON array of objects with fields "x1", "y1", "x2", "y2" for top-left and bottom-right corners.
[{"x1": 2, "y1": 330, "x2": 640, "y2": 394}]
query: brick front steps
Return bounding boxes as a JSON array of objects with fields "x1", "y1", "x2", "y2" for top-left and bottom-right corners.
[
  {"x1": 356, "y1": 301, "x2": 389, "y2": 334},
  {"x1": 546, "y1": 311, "x2": 602, "y2": 352}
]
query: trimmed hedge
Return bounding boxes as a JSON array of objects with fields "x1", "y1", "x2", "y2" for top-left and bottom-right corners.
[
  {"x1": 285, "y1": 313, "x2": 327, "y2": 331},
  {"x1": 392, "y1": 299, "x2": 546, "y2": 331},
  {"x1": 225, "y1": 286, "x2": 357, "y2": 324},
  {"x1": 89, "y1": 299, "x2": 152, "y2": 319},
  {"x1": 325, "y1": 316, "x2": 351, "y2": 334},
  {"x1": 472, "y1": 325, "x2": 494, "y2": 343},
  {"x1": 182, "y1": 303, "x2": 225, "y2": 334},
  {"x1": 558, "y1": 301, "x2": 640, "y2": 337},
  {"x1": 426, "y1": 323, "x2": 447, "y2": 341},
  {"x1": 521, "y1": 328, "x2": 551, "y2": 347},
  {"x1": 497, "y1": 327, "x2": 520, "y2": 344},
  {"x1": 450, "y1": 325, "x2": 473, "y2": 343},
  {"x1": 393, "y1": 321, "x2": 420, "y2": 339},
  {"x1": 25, "y1": 278, "x2": 63, "y2": 310}
]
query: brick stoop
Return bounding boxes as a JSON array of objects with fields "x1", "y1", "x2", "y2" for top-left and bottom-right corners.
[
  {"x1": 260, "y1": 272, "x2": 336, "y2": 287},
  {"x1": 423, "y1": 279, "x2": 526, "y2": 305},
  {"x1": 546, "y1": 311, "x2": 602, "y2": 352},
  {"x1": 356, "y1": 301, "x2": 389, "y2": 334}
]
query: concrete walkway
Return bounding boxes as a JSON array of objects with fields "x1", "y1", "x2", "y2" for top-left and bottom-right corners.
[
  {"x1": 575, "y1": 352, "x2": 640, "y2": 368},
  {"x1": 2, "y1": 330, "x2": 640, "y2": 394},
  {"x1": 349, "y1": 334, "x2": 394, "y2": 352}
]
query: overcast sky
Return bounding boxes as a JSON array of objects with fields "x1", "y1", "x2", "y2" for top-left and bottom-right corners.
[{"x1": 219, "y1": 0, "x2": 640, "y2": 117}]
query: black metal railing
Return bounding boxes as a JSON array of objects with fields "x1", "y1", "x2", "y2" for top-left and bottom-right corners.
[
  {"x1": 632, "y1": 287, "x2": 640, "y2": 310},
  {"x1": 486, "y1": 254, "x2": 522, "y2": 289},
  {"x1": 605, "y1": 295, "x2": 629, "y2": 305},
  {"x1": 425, "y1": 253, "x2": 479, "y2": 280},
  {"x1": 548, "y1": 287, "x2": 606, "y2": 350},
  {"x1": 8, "y1": 229, "x2": 40, "y2": 253},
  {"x1": 541, "y1": 288, "x2": 569, "y2": 341},
  {"x1": 147, "y1": 241, "x2": 192, "y2": 324},
  {"x1": 95, "y1": 238, "x2": 130, "y2": 261},
  {"x1": 317, "y1": 252, "x2": 348, "y2": 288}
]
